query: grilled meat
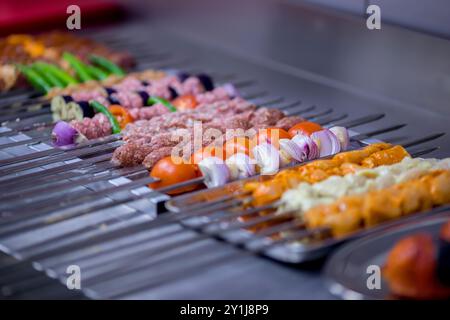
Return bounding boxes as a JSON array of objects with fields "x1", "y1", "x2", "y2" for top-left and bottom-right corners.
[{"x1": 304, "y1": 170, "x2": 450, "y2": 237}]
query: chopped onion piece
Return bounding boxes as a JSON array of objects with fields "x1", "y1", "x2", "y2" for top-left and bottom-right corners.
[
  {"x1": 311, "y1": 129, "x2": 341, "y2": 157},
  {"x1": 253, "y1": 142, "x2": 280, "y2": 175},
  {"x1": 198, "y1": 156, "x2": 231, "y2": 188},
  {"x1": 279, "y1": 138, "x2": 307, "y2": 164},
  {"x1": 52, "y1": 121, "x2": 78, "y2": 146},
  {"x1": 226, "y1": 153, "x2": 255, "y2": 180},
  {"x1": 329, "y1": 126, "x2": 350, "y2": 150},
  {"x1": 291, "y1": 134, "x2": 319, "y2": 160}
]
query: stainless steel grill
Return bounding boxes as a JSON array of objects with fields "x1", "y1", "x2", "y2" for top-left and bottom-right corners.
[{"x1": 0, "y1": 22, "x2": 447, "y2": 300}]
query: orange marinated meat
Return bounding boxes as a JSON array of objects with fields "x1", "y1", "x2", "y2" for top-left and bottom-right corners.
[
  {"x1": 303, "y1": 170, "x2": 450, "y2": 237},
  {"x1": 244, "y1": 143, "x2": 407, "y2": 206},
  {"x1": 361, "y1": 145, "x2": 410, "y2": 168}
]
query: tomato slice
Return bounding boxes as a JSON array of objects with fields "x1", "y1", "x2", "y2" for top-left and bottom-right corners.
[
  {"x1": 149, "y1": 156, "x2": 199, "y2": 195},
  {"x1": 223, "y1": 136, "x2": 253, "y2": 158},
  {"x1": 252, "y1": 128, "x2": 291, "y2": 149},
  {"x1": 288, "y1": 121, "x2": 322, "y2": 137},
  {"x1": 108, "y1": 104, "x2": 134, "y2": 129},
  {"x1": 172, "y1": 94, "x2": 198, "y2": 111}
]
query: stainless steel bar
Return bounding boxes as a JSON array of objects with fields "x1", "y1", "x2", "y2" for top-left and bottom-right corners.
[
  {"x1": 0, "y1": 166, "x2": 147, "y2": 202},
  {"x1": 87, "y1": 245, "x2": 247, "y2": 299},
  {"x1": 15, "y1": 214, "x2": 181, "y2": 261},
  {"x1": 251, "y1": 96, "x2": 284, "y2": 106},
  {"x1": 299, "y1": 107, "x2": 333, "y2": 118},
  {"x1": 0, "y1": 194, "x2": 149, "y2": 239},
  {"x1": 254, "y1": 227, "x2": 330, "y2": 252},
  {"x1": 203, "y1": 203, "x2": 277, "y2": 224},
  {"x1": 43, "y1": 224, "x2": 190, "y2": 273},
  {"x1": 155, "y1": 176, "x2": 205, "y2": 193},
  {"x1": 333, "y1": 113, "x2": 385, "y2": 128},
  {"x1": 0, "y1": 134, "x2": 121, "y2": 167},
  {"x1": 410, "y1": 146, "x2": 439, "y2": 157},
  {"x1": 241, "y1": 91, "x2": 268, "y2": 100},
  {"x1": 0, "y1": 154, "x2": 114, "y2": 188},
  {"x1": 78, "y1": 233, "x2": 210, "y2": 286},
  {"x1": 0, "y1": 186, "x2": 242, "y2": 236},
  {"x1": 46, "y1": 212, "x2": 291, "y2": 281},
  {"x1": 0, "y1": 109, "x2": 49, "y2": 123},
  {"x1": 0, "y1": 137, "x2": 48, "y2": 151},
  {"x1": 0, "y1": 143, "x2": 119, "y2": 177},
  {"x1": 316, "y1": 113, "x2": 348, "y2": 125},
  {"x1": 10, "y1": 196, "x2": 248, "y2": 261},
  {"x1": 351, "y1": 124, "x2": 407, "y2": 140},
  {"x1": 230, "y1": 79, "x2": 257, "y2": 89},
  {"x1": 244, "y1": 219, "x2": 305, "y2": 243},
  {"x1": 0, "y1": 88, "x2": 36, "y2": 99},
  {"x1": 168, "y1": 190, "x2": 250, "y2": 212},
  {"x1": 1, "y1": 175, "x2": 157, "y2": 215},
  {"x1": 401, "y1": 132, "x2": 445, "y2": 148},
  {"x1": 0, "y1": 121, "x2": 53, "y2": 137},
  {"x1": 205, "y1": 210, "x2": 294, "y2": 234},
  {"x1": 0, "y1": 167, "x2": 147, "y2": 209},
  {"x1": 0, "y1": 100, "x2": 47, "y2": 113},
  {"x1": 0, "y1": 158, "x2": 118, "y2": 193},
  {"x1": 206, "y1": 72, "x2": 237, "y2": 81}
]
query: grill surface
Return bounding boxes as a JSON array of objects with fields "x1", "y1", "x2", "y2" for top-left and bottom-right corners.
[{"x1": 1, "y1": 4, "x2": 449, "y2": 299}]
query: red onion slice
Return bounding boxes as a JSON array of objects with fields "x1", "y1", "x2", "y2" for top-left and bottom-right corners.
[
  {"x1": 279, "y1": 139, "x2": 307, "y2": 163},
  {"x1": 52, "y1": 121, "x2": 78, "y2": 147},
  {"x1": 311, "y1": 129, "x2": 341, "y2": 157},
  {"x1": 291, "y1": 134, "x2": 319, "y2": 160},
  {"x1": 329, "y1": 126, "x2": 350, "y2": 150}
]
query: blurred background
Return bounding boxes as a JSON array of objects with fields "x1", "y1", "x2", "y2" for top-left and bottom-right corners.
[{"x1": 3, "y1": 0, "x2": 449, "y2": 119}]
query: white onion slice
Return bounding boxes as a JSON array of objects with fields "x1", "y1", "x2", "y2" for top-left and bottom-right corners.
[
  {"x1": 291, "y1": 134, "x2": 319, "y2": 160},
  {"x1": 198, "y1": 156, "x2": 231, "y2": 188},
  {"x1": 329, "y1": 126, "x2": 350, "y2": 150},
  {"x1": 226, "y1": 153, "x2": 255, "y2": 180},
  {"x1": 253, "y1": 142, "x2": 280, "y2": 175},
  {"x1": 311, "y1": 129, "x2": 341, "y2": 157}
]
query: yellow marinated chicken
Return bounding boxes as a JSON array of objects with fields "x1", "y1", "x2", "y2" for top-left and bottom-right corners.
[
  {"x1": 245, "y1": 143, "x2": 409, "y2": 206},
  {"x1": 304, "y1": 170, "x2": 450, "y2": 237}
]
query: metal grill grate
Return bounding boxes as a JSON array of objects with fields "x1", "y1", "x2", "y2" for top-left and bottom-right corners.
[{"x1": 0, "y1": 24, "x2": 447, "y2": 299}]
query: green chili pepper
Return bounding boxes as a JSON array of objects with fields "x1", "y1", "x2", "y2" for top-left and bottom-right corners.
[
  {"x1": 90, "y1": 55, "x2": 126, "y2": 76},
  {"x1": 86, "y1": 64, "x2": 109, "y2": 80},
  {"x1": 89, "y1": 100, "x2": 121, "y2": 134},
  {"x1": 63, "y1": 52, "x2": 93, "y2": 82},
  {"x1": 34, "y1": 62, "x2": 78, "y2": 86},
  {"x1": 148, "y1": 96, "x2": 177, "y2": 112},
  {"x1": 16, "y1": 64, "x2": 52, "y2": 93},
  {"x1": 32, "y1": 64, "x2": 65, "y2": 88}
]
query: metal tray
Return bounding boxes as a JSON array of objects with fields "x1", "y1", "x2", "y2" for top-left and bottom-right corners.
[{"x1": 323, "y1": 211, "x2": 450, "y2": 300}]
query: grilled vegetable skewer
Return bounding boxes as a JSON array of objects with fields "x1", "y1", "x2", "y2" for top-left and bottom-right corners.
[
  {"x1": 0, "y1": 31, "x2": 134, "y2": 92},
  {"x1": 148, "y1": 123, "x2": 353, "y2": 193}
]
